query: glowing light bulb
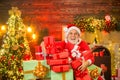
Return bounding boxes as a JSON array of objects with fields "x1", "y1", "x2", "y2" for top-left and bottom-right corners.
[
  {"x1": 32, "y1": 33, "x2": 36, "y2": 39},
  {"x1": 27, "y1": 27, "x2": 32, "y2": 32},
  {"x1": 1, "y1": 25, "x2": 6, "y2": 31}
]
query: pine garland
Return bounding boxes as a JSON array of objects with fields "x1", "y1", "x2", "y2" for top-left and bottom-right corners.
[{"x1": 73, "y1": 15, "x2": 119, "y2": 32}]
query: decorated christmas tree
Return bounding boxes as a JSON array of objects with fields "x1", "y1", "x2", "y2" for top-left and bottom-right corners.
[{"x1": 0, "y1": 7, "x2": 31, "y2": 80}]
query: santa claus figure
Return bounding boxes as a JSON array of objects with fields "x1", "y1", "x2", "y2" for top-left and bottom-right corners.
[
  {"x1": 40, "y1": 24, "x2": 95, "y2": 80},
  {"x1": 55, "y1": 24, "x2": 95, "y2": 80}
]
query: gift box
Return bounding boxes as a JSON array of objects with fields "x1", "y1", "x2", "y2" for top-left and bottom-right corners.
[
  {"x1": 35, "y1": 46, "x2": 42, "y2": 53},
  {"x1": 23, "y1": 60, "x2": 50, "y2": 80},
  {"x1": 51, "y1": 69, "x2": 74, "y2": 80},
  {"x1": 52, "y1": 51, "x2": 69, "y2": 59},
  {"x1": 51, "y1": 65, "x2": 70, "y2": 72},
  {"x1": 71, "y1": 58, "x2": 82, "y2": 70},
  {"x1": 44, "y1": 36, "x2": 56, "y2": 54},
  {"x1": 23, "y1": 53, "x2": 31, "y2": 61},
  {"x1": 23, "y1": 60, "x2": 38, "y2": 80},
  {"x1": 35, "y1": 52, "x2": 44, "y2": 60},
  {"x1": 47, "y1": 59, "x2": 69, "y2": 66},
  {"x1": 37, "y1": 60, "x2": 51, "y2": 79},
  {"x1": 87, "y1": 64, "x2": 102, "y2": 80},
  {"x1": 75, "y1": 73, "x2": 92, "y2": 80},
  {"x1": 35, "y1": 46, "x2": 44, "y2": 60},
  {"x1": 75, "y1": 69, "x2": 88, "y2": 77},
  {"x1": 55, "y1": 41, "x2": 65, "y2": 53}
]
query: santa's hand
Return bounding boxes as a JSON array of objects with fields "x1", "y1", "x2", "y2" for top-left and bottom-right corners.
[
  {"x1": 71, "y1": 52, "x2": 77, "y2": 58},
  {"x1": 78, "y1": 59, "x2": 89, "y2": 72},
  {"x1": 40, "y1": 41, "x2": 46, "y2": 54},
  {"x1": 68, "y1": 57, "x2": 72, "y2": 63}
]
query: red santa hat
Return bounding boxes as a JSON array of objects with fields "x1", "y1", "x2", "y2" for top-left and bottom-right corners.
[{"x1": 64, "y1": 24, "x2": 81, "y2": 38}]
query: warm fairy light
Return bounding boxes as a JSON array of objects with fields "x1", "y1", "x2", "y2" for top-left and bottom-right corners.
[
  {"x1": 27, "y1": 27, "x2": 32, "y2": 32},
  {"x1": 32, "y1": 33, "x2": 36, "y2": 39},
  {"x1": 1, "y1": 25, "x2": 6, "y2": 31}
]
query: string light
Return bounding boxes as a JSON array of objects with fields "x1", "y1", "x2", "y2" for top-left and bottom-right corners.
[
  {"x1": 27, "y1": 26, "x2": 32, "y2": 33},
  {"x1": 1, "y1": 25, "x2": 6, "y2": 31},
  {"x1": 32, "y1": 33, "x2": 36, "y2": 40}
]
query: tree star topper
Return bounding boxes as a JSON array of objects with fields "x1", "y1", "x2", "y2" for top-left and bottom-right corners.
[{"x1": 8, "y1": 7, "x2": 21, "y2": 17}]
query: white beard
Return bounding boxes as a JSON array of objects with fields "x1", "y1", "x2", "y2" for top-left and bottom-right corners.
[{"x1": 68, "y1": 38, "x2": 79, "y2": 44}]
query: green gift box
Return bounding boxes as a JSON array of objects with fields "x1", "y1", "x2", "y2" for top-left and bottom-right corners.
[
  {"x1": 40, "y1": 60, "x2": 51, "y2": 78},
  {"x1": 23, "y1": 60, "x2": 50, "y2": 80},
  {"x1": 51, "y1": 69, "x2": 74, "y2": 80},
  {"x1": 87, "y1": 64, "x2": 102, "y2": 80}
]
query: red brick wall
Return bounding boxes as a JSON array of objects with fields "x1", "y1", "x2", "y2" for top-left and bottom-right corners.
[{"x1": 0, "y1": 0, "x2": 120, "y2": 40}]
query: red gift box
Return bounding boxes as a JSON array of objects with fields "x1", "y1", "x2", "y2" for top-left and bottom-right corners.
[
  {"x1": 35, "y1": 46, "x2": 42, "y2": 53},
  {"x1": 47, "y1": 59, "x2": 69, "y2": 66},
  {"x1": 51, "y1": 65, "x2": 70, "y2": 72},
  {"x1": 55, "y1": 41, "x2": 65, "y2": 53},
  {"x1": 75, "y1": 74, "x2": 91, "y2": 80},
  {"x1": 75, "y1": 69, "x2": 88, "y2": 77},
  {"x1": 52, "y1": 51, "x2": 69, "y2": 59},
  {"x1": 44, "y1": 36, "x2": 56, "y2": 54},
  {"x1": 23, "y1": 54, "x2": 31, "y2": 60},
  {"x1": 75, "y1": 69, "x2": 91, "y2": 80},
  {"x1": 35, "y1": 52, "x2": 44, "y2": 60},
  {"x1": 71, "y1": 58, "x2": 82, "y2": 70}
]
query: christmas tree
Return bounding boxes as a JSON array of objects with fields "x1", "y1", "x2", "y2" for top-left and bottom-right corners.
[{"x1": 0, "y1": 7, "x2": 31, "y2": 80}]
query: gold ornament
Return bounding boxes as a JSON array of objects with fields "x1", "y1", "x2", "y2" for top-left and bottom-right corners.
[
  {"x1": 12, "y1": 45, "x2": 19, "y2": 50},
  {"x1": 33, "y1": 62, "x2": 49, "y2": 78},
  {"x1": 3, "y1": 44, "x2": 9, "y2": 48}
]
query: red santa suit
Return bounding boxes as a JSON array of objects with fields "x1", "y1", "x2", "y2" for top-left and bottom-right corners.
[
  {"x1": 55, "y1": 24, "x2": 95, "y2": 80},
  {"x1": 55, "y1": 39, "x2": 94, "y2": 80}
]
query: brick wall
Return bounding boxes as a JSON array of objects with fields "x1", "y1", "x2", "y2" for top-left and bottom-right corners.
[{"x1": 0, "y1": 0, "x2": 120, "y2": 40}]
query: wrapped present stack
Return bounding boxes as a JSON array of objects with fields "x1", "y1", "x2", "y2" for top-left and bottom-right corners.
[
  {"x1": 43, "y1": 36, "x2": 74, "y2": 80},
  {"x1": 48, "y1": 51, "x2": 74, "y2": 80},
  {"x1": 47, "y1": 50, "x2": 70, "y2": 72}
]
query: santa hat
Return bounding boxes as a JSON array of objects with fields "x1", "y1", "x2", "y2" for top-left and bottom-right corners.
[
  {"x1": 64, "y1": 24, "x2": 81, "y2": 37},
  {"x1": 64, "y1": 24, "x2": 81, "y2": 42}
]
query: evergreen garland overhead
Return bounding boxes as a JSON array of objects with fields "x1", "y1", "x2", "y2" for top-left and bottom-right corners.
[{"x1": 73, "y1": 15, "x2": 120, "y2": 33}]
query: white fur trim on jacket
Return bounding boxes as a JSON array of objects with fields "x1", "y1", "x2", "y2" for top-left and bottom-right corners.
[{"x1": 71, "y1": 40, "x2": 82, "y2": 58}]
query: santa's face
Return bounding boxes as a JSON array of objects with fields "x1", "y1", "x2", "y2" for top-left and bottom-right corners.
[{"x1": 67, "y1": 29, "x2": 80, "y2": 44}]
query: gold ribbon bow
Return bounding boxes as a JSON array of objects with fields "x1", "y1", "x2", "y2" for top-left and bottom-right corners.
[
  {"x1": 89, "y1": 68, "x2": 100, "y2": 79},
  {"x1": 33, "y1": 61, "x2": 49, "y2": 78}
]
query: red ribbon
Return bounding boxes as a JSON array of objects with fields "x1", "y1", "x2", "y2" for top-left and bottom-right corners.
[
  {"x1": 75, "y1": 70, "x2": 87, "y2": 78},
  {"x1": 44, "y1": 36, "x2": 55, "y2": 54},
  {"x1": 60, "y1": 66, "x2": 63, "y2": 72}
]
